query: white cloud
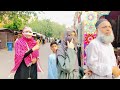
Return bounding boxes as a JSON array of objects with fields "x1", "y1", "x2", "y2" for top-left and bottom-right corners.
[{"x1": 38, "y1": 11, "x2": 76, "y2": 27}]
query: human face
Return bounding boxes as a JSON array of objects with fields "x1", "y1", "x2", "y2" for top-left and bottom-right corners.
[
  {"x1": 22, "y1": 28, "x2": 33, "y2": 38},
  {"x1": 98, "y1": 21, "x2": 112, "y2": 36},
  {"x1": 66, "y1": 31, "x2": 78, "y2": 45},
  {"x1": 97, "y1": 28, "x2": 114, "y2": 44},
  {"x1": 51, "y1": 44, "x2": 58, "y2": 53}
]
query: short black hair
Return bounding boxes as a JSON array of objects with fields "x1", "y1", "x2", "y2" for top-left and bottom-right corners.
[{"x1": 50, "y1": 41, "x2": 58, "y2": 47}]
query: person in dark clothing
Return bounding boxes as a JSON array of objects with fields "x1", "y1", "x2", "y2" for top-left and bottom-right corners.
[{"x1": 42, "y1": 38, "x2": 45, "y2": 45}]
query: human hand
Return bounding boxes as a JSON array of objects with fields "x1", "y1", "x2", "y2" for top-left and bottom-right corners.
[
  {"x1": 32, "y1": 40, "x2": 40, "y2": 51},
  {"x1": 32, "y1": 58, "x2": 37, "y2": 64},
  {"x1": 112, "y1": 66, "x2": 120, "y2": 77},
  {"x1": 84, "y1": 69, "x2": 92, "y2": 76},
  {"x1": 67, "y1": 39, "x2": 74, "y2": 49},
  {"x1": 36, "y1": 39, "x2": 40, "y2": 45}
]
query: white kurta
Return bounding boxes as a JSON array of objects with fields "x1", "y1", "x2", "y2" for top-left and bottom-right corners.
[{"x1": 85, "y1": 38, "x2": 117, "y2": 79}]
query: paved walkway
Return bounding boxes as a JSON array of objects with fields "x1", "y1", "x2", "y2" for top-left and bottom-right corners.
[{"x1": 0, "y1": 43, "x2": 51, "y2": 79}]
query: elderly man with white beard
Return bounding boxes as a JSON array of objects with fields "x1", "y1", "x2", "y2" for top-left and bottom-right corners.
[{"x1": 85, "y1": 19, "x2": 120, "y2": 79}]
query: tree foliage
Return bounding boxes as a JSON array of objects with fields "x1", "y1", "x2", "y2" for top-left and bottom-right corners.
[
  {"x1": 0, "y1": 11, "x2": 42, "y2": 30},
  {"x1": 28, "y1": 18, "x2": 66, "y2": 39}
]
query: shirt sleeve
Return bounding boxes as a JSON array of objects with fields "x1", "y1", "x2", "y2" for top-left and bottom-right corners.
[
  {"x1": 48, "y1": 55, "x2": 55, "y2": 79},
  {"x1": 86, "y1": 42, "x2": 112, "y2": 76},
  {"x1": 111, "y1": 44, "x2": 117, "y2": 66},
  {"x1": 23, "y1": 49, "x2": 33, "y2": 59}
]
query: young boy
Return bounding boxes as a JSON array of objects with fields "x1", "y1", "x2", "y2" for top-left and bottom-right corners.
[{"x1": 48, "y1": 41, "x2": 58, "y2": 79}]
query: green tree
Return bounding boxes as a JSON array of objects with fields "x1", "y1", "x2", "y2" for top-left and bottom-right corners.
[
  {"x1": 0, "y1": 11, "x2": 42, "y2": 30},
  {"x1": 28, "y1": 18, "x2": 66, "y2": 39},
  {"x1": 51, "y1": 22, "x2": 66, "y2": 38}
]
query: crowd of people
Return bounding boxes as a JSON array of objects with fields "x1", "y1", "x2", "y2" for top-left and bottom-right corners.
[{"x1": 10, "y1": 18, "x2": 120, "y2": 79}]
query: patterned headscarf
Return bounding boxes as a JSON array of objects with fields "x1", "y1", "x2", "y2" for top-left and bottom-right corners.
[{"x1": 11, "y1": 27, "x2": 42, "y2": 73}]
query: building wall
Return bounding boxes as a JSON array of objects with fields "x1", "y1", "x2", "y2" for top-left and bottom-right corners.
[
  {"x1": 0, "y1": 32, "x2": 7, "y2": 49},
  {"x1": 7, "y1": 32, "x2": 14, "y2": 42},
  {"x1": 0, "y1": 31, "x2": 14, "y2": 49},
  {"x1": 7, "y1": 32, "x2": 14, "y2": 47}
]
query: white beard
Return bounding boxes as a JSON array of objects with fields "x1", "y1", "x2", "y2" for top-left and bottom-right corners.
[{"x1": 97, "y1": 29, "x2": 114, "y2": 44}]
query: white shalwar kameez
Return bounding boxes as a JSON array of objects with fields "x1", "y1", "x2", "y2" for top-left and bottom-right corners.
[{"x1": 86, "y1": 37, "x2": 117, "y2": 79}]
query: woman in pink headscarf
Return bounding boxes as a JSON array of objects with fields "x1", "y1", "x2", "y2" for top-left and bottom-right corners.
[{"x1": 11, "y1": 26, "x2": 42, "y2": 79}]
